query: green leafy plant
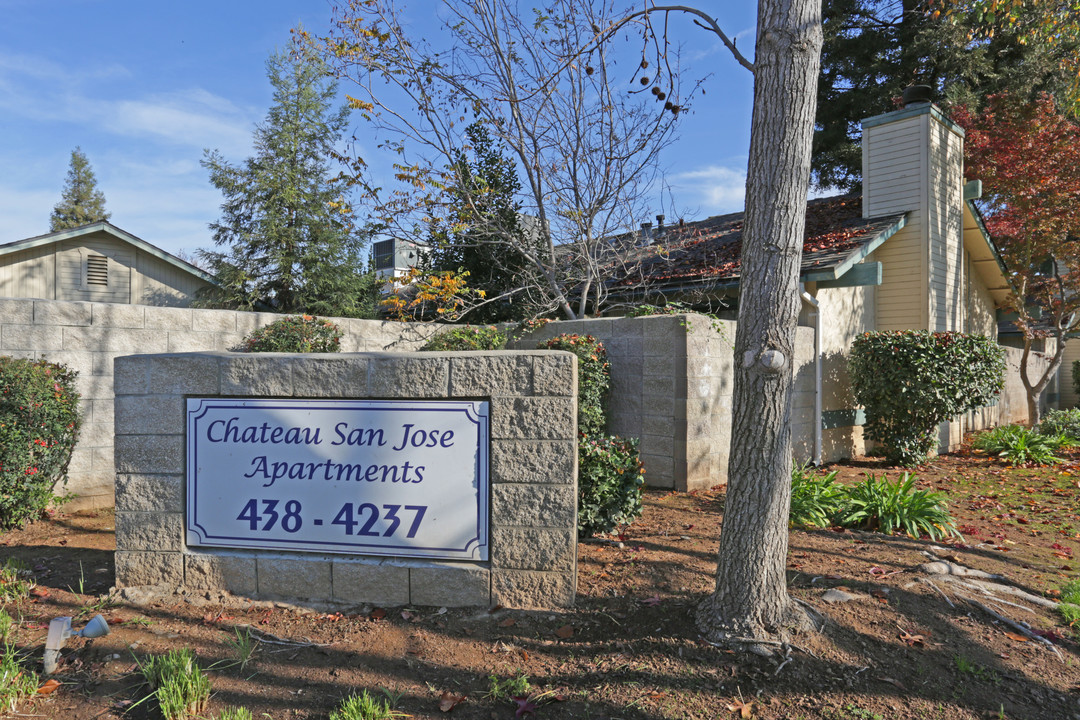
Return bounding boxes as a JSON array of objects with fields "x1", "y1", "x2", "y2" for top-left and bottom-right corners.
[
  {"x1": 330, "y1": 690, "x2": 403, "y2": 720},
  {"x1": 789, "y1": 462, "x2": 846, "y2": 528},
  {"x1": 840, "y1": 472, "x2": 959, "y2": 540},
  {"x1": 242, "y1": 315, "x2": 342, "y2": 353},
  {"x1": 538, "y1": 334, "x2": 609, "y2": 435},
  {"x1": 0, "y1": 356, "x2": 82, "y2": 530},
  {"x1": 213, "y1": 709, "x2": 253, "y2": 720},
  {"x1": 849, "y1": 330, "x2": 1005, "y2": 466},
  {"x1": 1039, "y1": 408, "x2": 1080, "y2": 441},
  {"x1": 973, "y1": 424, "x2": 1065, "y2": 465},
  {"x1": 0, "y1": 560, "x2": 33, "y2": 602},
  {"x1": 140, "y1": 649, "x2": 211, "y2": 720},
  {"x1": 0, "y1": 608, "x2": 13, "y2": 643},
  {"x1": 485, "y1": 672, "x2": 532, "y2": 701},
  {"x1": 577, "y1": 434, "x2": 646, "y2": 538},
  {"x1": 223, "y1": 626, "x2": 259, "y2": 670},
  {"x1": 1059, "y1": 579, "x2": 1080, "y2": 638},
  {"x1": 420, "y1": 325, "x2": 507, "y2": 351},
  {"x1": 0, "y1": 641, "x2": 38, "y2": 713}
]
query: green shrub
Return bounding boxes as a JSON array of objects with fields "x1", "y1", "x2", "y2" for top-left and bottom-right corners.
[
  {"x1": 538, "y1": 334, "x2": 610, "y2": 435},
  {"x1": 0, "y1": 356, "x2": 81, "y2": 530},
  {"x1": 242, "y1": 315, "x2": 342, "y2": 353},
  {"x1": 0, "y1": 641, "x2": 37, "y2": 713},
  {"x1": 789, "y1": 462, "x2": 846, "y2": 528},
  {"x1": 849, "y1": 331, "x2": 1005, "y2": 466},
  {"x1": 840, "y1": 472, "x2": 959, "y2": 540},
  {"x1": 1060, "y1": 579, "x2": 1080, "y2": 639},
  {"x1": 973, "y1": 424, "x2": 1065, "y2": 465},
  {"x1": 1038, "y1": 408, "x2": 1080, "y2": 441},
  {"x1": 577, "y1": 434, "x2": 645, "y2": 537},
  {"x1": 420, "y1": 325, "x2": 507, "y2": 351},
  {"x1": 330, "y1": 690, "x2": 397, "y2": 720},
  {"x1": 140, "y1": 649, "x2": 211, "y2": 720}
]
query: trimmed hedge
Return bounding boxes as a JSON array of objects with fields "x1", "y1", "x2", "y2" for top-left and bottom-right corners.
[
  {"x1": 577, "y1": 434, "x2": 645, "y2": 537},
  {"x1": 538, "y1": 334, "x2": 610, "y2": 436},
  {"x1": 420, "y1": 325, "x2": 507, "y2": 351},
  {"x1": 0, "y1": 356, "x2": 81, "y2": 530},
  {"x1": 242, "y1": 315, "x2": 342, "y2": 353},
  {"x1": 850, "y1": 330, "x2": 1005, "y2": 466}
]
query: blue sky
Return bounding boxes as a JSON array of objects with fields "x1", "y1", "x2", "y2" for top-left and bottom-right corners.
[{"x1": 1, "y1": 1, "x2": 757, "y2": 257}]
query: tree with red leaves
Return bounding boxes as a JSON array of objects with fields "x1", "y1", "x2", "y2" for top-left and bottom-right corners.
[{"x1": 953, "y1": 93, "x2": 1080, "y2": 423}]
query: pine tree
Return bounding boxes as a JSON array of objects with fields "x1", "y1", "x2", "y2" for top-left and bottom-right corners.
[
  {"x1": 198, "y1": 44, "x2": 374, "y2": 318},
  {"x1": 813, "y1": 0, "x2": 1078, "y2": 190},
  {"x1": 426, "y1": 123, "x2": 539, "y2": 323},
  {"x1": 49, "y1": 147, "x2": 110, "y2": 231}
]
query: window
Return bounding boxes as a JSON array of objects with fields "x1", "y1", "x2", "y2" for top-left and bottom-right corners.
[{"x1": 86, "y1": 254, "x2": 108, "y2": 287}]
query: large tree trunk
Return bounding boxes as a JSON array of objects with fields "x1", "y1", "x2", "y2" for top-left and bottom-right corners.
[{"x1": 696, "y1": 0, "x2": 823, "y2": 645}]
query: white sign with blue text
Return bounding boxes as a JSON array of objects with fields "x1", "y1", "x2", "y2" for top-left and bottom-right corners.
[{"x1": 186, "y1": 399, "x2": 489, "y2": 561}]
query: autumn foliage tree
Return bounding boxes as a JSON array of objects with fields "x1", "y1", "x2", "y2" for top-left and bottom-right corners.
[{"x1": 953, "y1": 93, "x2": 1080, "y2": 422}]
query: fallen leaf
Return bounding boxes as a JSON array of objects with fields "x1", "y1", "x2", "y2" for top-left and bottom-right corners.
[
  {"x1": 554, "y1": 624, "x2": 574, "y2": 639},
  {"x1": 876, "y1": 676, "x2": 907, "y2": 691},
  {"x1": 438, "y1": 690, "x2": 466, "y2": 712},
  {"x1": 899, "y1": 631, "x2": 926, "y2": 647},
  {"x1": 1003, "y1": 632, "x2": 1029, "y2": 643},
  {"x1": 498, "y1": 618, "x2": 517, "y2": 628},
  {"x1": 369, "y1": 608, "x2": 387, "y2": 621},
  {"x1": 513, "y1": 696, "x2": 538, "y2": 718},
  {"x1": 641, "y1": 595, "x2": 663, "y2": 607},
  {"x1": 30, "y1": 587, "x2": 49, "y2": 598},
  {"x1": 726, "y1": 698, "x2": 753, "y2": 718},
  {"x1": 37, "y1": 679, "x2": 61, "y2": 695}
]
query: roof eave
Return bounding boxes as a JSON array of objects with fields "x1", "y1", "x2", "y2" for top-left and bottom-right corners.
[{"x1": 0, "y1": 222, "x2": 218, "y2": 286}]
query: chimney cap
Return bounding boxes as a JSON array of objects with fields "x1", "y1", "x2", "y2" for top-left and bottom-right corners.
[{"x1": 902, "y1": 85, "x2": 933, "y2": 107}]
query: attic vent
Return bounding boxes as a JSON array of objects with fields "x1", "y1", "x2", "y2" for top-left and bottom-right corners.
[{"x1": 86, "y1": 254, "x2": 108, "y2": 287}]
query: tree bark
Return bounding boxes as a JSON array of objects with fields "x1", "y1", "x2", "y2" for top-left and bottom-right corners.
[{"x1": 696, "y1": 0, "x2": 823, "y2": 645}]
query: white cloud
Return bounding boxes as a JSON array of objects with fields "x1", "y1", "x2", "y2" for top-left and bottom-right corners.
[{"x1": 671, "y1": 164, "x2": 746, "y2": 216}]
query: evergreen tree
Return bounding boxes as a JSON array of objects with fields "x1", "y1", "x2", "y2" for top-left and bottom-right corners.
[
  {"x1": 425, "y1": 123, "x2": 538, "y2": 323},
  {"x1": 49, "y1": 147, "x2": 110, "y2": 231},
  {"x1": 198, "y1": 44, "x2": 374, "y2": 318},
  {"x1": 813, "y1": 0, "x2": 1078, "y2": 190}
]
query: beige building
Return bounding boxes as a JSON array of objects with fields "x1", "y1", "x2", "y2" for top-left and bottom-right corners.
[
  {"x1": 0, "y1": 222, "x2": 215, "y2": 306},
  {"x1": 609, "y1": 100, "x2": 1017, "y2": 462}
]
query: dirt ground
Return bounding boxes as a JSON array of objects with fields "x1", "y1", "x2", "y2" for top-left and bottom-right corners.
[{"x1": 2, "y1": 444, "x2": 1079, "y2": 720}]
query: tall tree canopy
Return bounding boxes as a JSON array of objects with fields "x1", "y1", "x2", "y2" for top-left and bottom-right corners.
[
  {"x1": 424, "y1": 123, "x2": 539, "y2": 323},
  {"x1": 50, "y1": 147, "x2": 110, "y2": 231},
  {"x1": 954, "y1": 93, "x2": 1080, "y2": 422},
  {"x1": 305, "y1": 0, "x2": 688, "y2": 320},
  {"x1": 199, "y1": 44, "x2": 376, "y2": 318},
  {"x1": 814, "y1": 0, "x2": 1079, "y2": 190}
]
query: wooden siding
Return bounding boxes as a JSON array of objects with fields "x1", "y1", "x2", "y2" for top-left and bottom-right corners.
[
  {"x1": 927, "y1": 121, "x2": 965, "y2": 332},
  {"x1": 0, "y1": 243, "x2": 54, "y2": 299},
  {"x1": 1, "y1": 228, "x2": 209, "y2": 306},
  {"x1": 134, "y1": 249, "x2": 210, "y2": 307},
  {"x1": 56, "y1": 236, "x2": 133, "y2": 303},
  {"x1": 864, "y1": 115, "x2": 928, "y2": 332}
]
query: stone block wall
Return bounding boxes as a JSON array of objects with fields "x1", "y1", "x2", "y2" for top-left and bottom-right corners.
[
  {"x1": 0, "y1": 298, "x2": 440, "y2": 509},
  {"x1": 113, "y1": 350, "x2": 578, "y2": 609},
  {"x1": 513, "y1": 315, "x2": 818, "y2": 491}
]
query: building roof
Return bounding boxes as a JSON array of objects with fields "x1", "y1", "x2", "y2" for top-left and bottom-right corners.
[
  {"x1": 0, "y1": 221, "x2": 216, "y2": 285},
  {"x1": 608, "y1": 194, "x2": 907, "y2": 295}
]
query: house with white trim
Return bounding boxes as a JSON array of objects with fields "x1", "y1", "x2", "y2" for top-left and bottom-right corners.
[{"x1": 0, "y1": 222, "x2": 215, "y2": 307}]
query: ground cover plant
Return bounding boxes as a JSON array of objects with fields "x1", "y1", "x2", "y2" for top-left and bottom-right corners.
[
  {"x1": 0, "y1": 356, "x2": 81, "y2": 530},
  {"x1": 241, "y1": 315, "x2": 342, "y2": 353},
  {"x1": 789, "y1": 466, "x2": 959, "y2": 541},
  {"x1": 972, "y1": 424, "x2": 1068, "y2": 466},
  {"x1": 1, "y1": 442, "x2": 1079, "y2": 719},
  {"x1": 419, "y1": 325, "x2": 507, "y2": 351}
]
